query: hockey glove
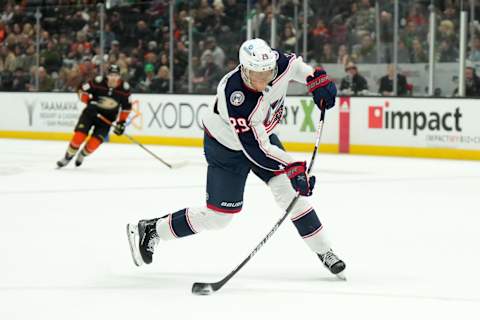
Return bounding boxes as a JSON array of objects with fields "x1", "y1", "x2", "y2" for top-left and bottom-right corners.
[
  {"x1": 113, "y1": 121, "x2": 126, "y2": 135},
  {"x1": 306, "y1": 67, "x2": 337, "y2": 110},
  {"x1": 284, "y1": 161, "x2": 316, "y2": 196},
  {"x1": 79, "y1": 91, "x2": 91, "y2": 104}
]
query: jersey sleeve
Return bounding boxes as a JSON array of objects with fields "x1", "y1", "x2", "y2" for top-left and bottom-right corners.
[
  {"x1": 290, "y1": 55, "x2": 314, "y2": 84},
  {"x1": 79, "y1": 81, "x2": 94, "y2": 94},
  {"x1": 118, "y1": 81, "x2": 132, "y2": 122},
  {"x1": 271, "y1": 49, "x2": 314, "y2": 85},
  {"x1": 221, "y1": 83, "x2": 293, "y2": 172}
]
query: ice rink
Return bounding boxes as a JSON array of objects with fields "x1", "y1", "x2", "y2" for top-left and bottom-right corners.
[{"x1": 1, "y1": 138, "x2": 479, "y2": 320}]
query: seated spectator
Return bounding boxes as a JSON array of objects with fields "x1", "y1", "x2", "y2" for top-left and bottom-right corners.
[
  {"x1": 201, "y1": 37, "x2": 225, "y2": 69},
  {"x1": 378, "y1": 64, "x2": 408, "y2": 96},
  {"x1": 438, "y1": 19, "x2": 457, "y2": 45},
  {"x1": 11, "y1": 67, "x2": 28, "y2": 91},
  {"x1": 397, "y1": 40, "x2": 411, "y2": 63},
  {"x1": 438, "y1": 39, "x2": 458, "y2": 62},
  {"x1": 337, "y1": 44, "x2": 350, "y2": 65},
  {"x1": 340, "y1": 62, "x2": 369, "y2": 95},
  {"x1": 401, "y1": 20, "x2": 419, "y2": 51},
  {"x1": 136, "y1": 63, "x2": 156, "y2": 93},
  {"x1": 311, "y1": 19, "x2": 330, "y2": 61},
  {"x1": 322, "y1": 43, "x2": 336, "y2": 63},
  {"x1": 453, "y1": 66, "x2": 480, "y2": 97},
  {"x1": 410, "y1": 38, "x2": 428, "y2": 63},
  {"x1": 352, "y1": 34, "x2": 377, "y2": 63},
  {"x1": 41, "y1": 40, "x2": 62, "y2": 73},
  {"x1": 281, "y1": 23, "x2": 297, "y2": 53},
  {"x1": 347, "y1": 0, "x2": 375, "y2": 41},
  {"x1": 151, "y1": 66, "x2": 170, "y2": 93},
  {"x1": 31, "y1": 66, "x2": 55, "y2": 92},
  {"x1": 468, "y1": 37, "x2": 480, "y2": 61},
  {"x1": 192, "y1": 51, "x2": 223, "y2": 93},
  {"x1": 1, "y1": 44, "x2": 17, "y2": 73}
]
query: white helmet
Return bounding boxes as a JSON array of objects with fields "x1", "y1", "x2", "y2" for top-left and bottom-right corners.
[{"x1": 239, "y1": 38, "x2": 277, "y2": 86}]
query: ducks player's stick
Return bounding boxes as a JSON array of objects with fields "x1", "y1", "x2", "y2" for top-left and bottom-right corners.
[
  {"x1": 97, "y1": 114, "x2": 188, "y2": 169},
  {"x1": 191, "y1": 107, "x2": 327, "y2": 295}
]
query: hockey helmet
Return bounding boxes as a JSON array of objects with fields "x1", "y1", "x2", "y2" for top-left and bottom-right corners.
[
  {"x1": 239, "y1": 38, "x2": 277, "y2": 87},
  {"x1": 107, "y1": 64, "x2": 121, "y2": 75}
]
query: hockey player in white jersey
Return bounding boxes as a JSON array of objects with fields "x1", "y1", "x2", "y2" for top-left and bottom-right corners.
[{"x1": 127, "y1": 38, "x2": 345, "y2": 277}]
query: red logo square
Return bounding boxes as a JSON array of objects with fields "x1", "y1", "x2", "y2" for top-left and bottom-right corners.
[{"x1": 368, "y1": 106, "x2": 383, "y2": 129}]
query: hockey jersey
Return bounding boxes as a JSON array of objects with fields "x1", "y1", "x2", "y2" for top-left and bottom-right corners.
[
  {"x1": 202, "y1": 50, "x2": 314, "y2": 172},
  {"x1": 79, "y1": 76, "x2": 132, "y2": 122}
]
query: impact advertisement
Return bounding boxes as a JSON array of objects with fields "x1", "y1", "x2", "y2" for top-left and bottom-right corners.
[{"x1": 349, "y1": 97, "x2": 480, "y2": 151}]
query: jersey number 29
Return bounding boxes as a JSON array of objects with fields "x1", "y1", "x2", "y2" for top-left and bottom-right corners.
[{"x1": 229, "y1": 117, "x2": 250, "y2": 133}]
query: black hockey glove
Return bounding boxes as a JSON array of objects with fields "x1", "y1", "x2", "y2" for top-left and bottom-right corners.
[
  {"x1": 113, "y1": 121, "x2": 126, "y2": 135},
  {"x1": 284, "y1": 161, "x2": 316, "y2": 196},
  {"x1": 306, "y1": 67, "x2": 337, "y2": 110}
]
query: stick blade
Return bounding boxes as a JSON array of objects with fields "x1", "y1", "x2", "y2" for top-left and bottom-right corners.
[
  {"x1": 192, "y1": 282, "x2": 215, "y2": 296},
  {"x1": 169, "y1": 160, "x2": 189, "y2": 169}
]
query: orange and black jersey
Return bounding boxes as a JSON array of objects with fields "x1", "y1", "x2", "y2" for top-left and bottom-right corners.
[{"x1": 79, "y1": 76, "x2": 132, "y2": 122}]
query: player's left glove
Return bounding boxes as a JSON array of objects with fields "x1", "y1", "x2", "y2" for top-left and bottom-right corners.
[
  {"x1": 306, "y1": 67, "x2": 337, "y2": 110},
  {"x1": 284, "y1": 161, "x2": 316, "y2": 196},
  {"x1": 113, "y1": 121, "x2": 126, "y2": 135}
]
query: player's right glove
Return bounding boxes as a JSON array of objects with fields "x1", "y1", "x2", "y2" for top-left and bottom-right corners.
[
  {"x1": 113, "y1": 121, "x2": 126, "y2": 135},
  {"x1": 306, "y1": 67, "x2": 337, "y2": 110},
  {"x1": 284, "y1": 161, "x2": 316, "y2": 196}
]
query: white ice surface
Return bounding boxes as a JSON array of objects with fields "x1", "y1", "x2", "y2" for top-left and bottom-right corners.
[{"x1": 0, "y1": 139, "x2": 479, "y2": 320}]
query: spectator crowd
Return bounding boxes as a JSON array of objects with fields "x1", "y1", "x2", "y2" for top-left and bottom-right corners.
[{"x1": 1, "y1": 0, "x2": 480, "y2": 96}]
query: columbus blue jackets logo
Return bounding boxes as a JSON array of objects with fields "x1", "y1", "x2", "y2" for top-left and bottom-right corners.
[{"x1": 230, "y1": 91, "x2": 245, "y2": 106}]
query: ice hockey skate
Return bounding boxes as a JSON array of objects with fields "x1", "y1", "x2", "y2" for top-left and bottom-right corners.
[
  {"x1": 318, "y1": 249, "x2": 346, "y2": 280},
  {"x1": 56, "y1": 155, "x2": 73, "y2": 168},
  {"x1": 126, "y1": 218, "x2": 159, "y2": 266},
  {"x1": 74, "y1": 150, "x2": 86, "y2": 167}
]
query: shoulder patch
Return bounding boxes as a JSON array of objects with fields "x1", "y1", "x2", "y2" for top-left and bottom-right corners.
[
  {"x1": 230, "y1": 91, "x2": 245, "y2": 107},
  {"x1": 122, "y1": 81, "x2": 130, "y2": 91},
  {"x1": 81, "y1": 82, "x2": 91, "y2": 91},
  {"x1": 94, "y1": 76, "x2": 103, "y2": 83}
]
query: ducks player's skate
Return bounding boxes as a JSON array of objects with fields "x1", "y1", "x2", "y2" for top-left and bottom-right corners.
[
  {"x1": 74, "y1": 149, "x2": 86, "y2": 167},
  {"x1": 56, "y1": 154, "x2": 73, "y2": 168},
  {"x1": 318, "y1": 249, "x2": 346, "y2": 280},
  {"x1": 127, "y1": 218, "x2": 160, "y2": 266}
]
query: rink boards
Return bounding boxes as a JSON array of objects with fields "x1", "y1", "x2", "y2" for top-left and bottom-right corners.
[{"x1": 0, "y1": 92, "x2": 479, "y2": 160}]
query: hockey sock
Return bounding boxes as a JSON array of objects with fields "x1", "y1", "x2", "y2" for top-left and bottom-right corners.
[
  {"x1": 291, "y1": 208, "x2": 330, "y2": 254},
  {"x1": 82, "y1": 136, "x2": 103, "y2": 156},
  {"x1": 66, "y1": 131, "x2": 87, "y2": 158},
  {"x1": 155, "y1": 209, "x2": 197, "y2": 241}
]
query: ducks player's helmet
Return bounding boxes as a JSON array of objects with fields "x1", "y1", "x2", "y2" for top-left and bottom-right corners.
[
  {"x1": 107, "y1": 64, "x2": 121, "y2": 75},
  {"x1": 239, "y1": 38, "x2": 277, "y2": 87}
]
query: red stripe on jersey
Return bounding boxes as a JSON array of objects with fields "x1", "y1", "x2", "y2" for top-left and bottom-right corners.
[
  {"x1": 291, "y1": 207, "x2": 314, "y2": 221},
  {"x1": 247, "y1": 96, "x2": 264, "y2": 123},
  {"x1": 168, "y1": 214, "x2": 178, "y2": 238},
  {"x1": 302, "y1": 225, "x2": 323, "y2": 239},
  {"x1": 272, "y1": 55, "x2": 296, "y2": 85},
  {"x1": 185, "y1": 209, "x2": 197, "y2": 234},
  {"x1": 207, "y1": 203, "x2": 242, "y2": 214},
  {"x1": 251, "y1": 125, "x2": 288, "y2": 166}
]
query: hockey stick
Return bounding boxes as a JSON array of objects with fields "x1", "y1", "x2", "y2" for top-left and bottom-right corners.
[
  {"x1": 97, "y1": 114, "x2": 188, "y2": 169},
  {"x1": 191, "y1": 108, "x2": 327, "y2": 295}
]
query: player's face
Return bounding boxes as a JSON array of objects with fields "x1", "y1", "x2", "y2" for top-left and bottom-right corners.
[
  {"x1": 249, "y1": 69, "x2": 274, "y2": 91},
  {"x1": 107, "y1": 73, "x2": 121, "y2": 88}
]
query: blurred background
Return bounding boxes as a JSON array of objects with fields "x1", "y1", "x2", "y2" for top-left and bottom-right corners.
[{"x1": 1, "y1": 0, "x2": 480, "y2": 97}]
